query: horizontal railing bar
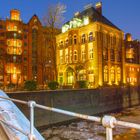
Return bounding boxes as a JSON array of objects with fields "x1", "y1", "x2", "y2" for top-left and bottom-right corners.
[
  {"x1": 0, "y1": 96, "x2": 28, "y2": 105},
  {"x1": 35, "y1": 104, "x2": 101, "y2": 122},
  {"x1": 1, "y1": 96, "x2": 140, "y2": 131},
  {"x1": 116, "y1": 120, "x2": 140, "y2": 130},
  {"x1": 0, "y1": 120, "x2": 29, "y2": 136}
]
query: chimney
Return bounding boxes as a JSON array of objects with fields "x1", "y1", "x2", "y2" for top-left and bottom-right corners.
[{"x1": 95, "y1": 2, "x2": 102, "y2": 14}]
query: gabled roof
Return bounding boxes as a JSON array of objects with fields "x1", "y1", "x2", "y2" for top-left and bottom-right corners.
[
  {"x1": 28, "y1": 14, "x2": 42, "y2": 26},
  {"x1": 65, "y1": 6, "x2": 121, "y2": 31}
]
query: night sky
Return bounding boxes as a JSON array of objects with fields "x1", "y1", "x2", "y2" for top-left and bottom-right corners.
[{"x1": 0, "y1": 0, "x2": 139, "y2": 39}]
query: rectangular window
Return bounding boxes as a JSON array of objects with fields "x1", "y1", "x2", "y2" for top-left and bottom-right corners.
[{"x1": 60, "y1": 50, "x2": 63, "y2": 64}]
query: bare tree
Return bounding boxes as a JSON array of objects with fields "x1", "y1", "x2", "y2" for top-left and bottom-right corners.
[
  {"x1": 43, "y1": 3, "x2": 66, "y2": 28},
  {"x1": 43, "y1": 3, "x2": 66, "y2": 81}
]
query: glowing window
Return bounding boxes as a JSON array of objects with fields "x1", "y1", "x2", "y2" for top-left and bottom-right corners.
[
  {"x1": 74, "y1": 35, "x2": 77, "y2": 45},
  {"x1": 81, "y1": 34, "x2": 86, "y2": 44},
  {"x1": 60, "y1": 50, "x2": 63, "y2": 64},
  {"x1": 13, "y1": 47, "x2": 16, "y2": 54},
  {"x1": 81, "y1": 49, "x2": 86, "y2": 62},
  {"x1": 89, "y1": 32, "x2": 93, "y2": 42},
  {"x1": 104, "y1": 66, "x2": 108, "y2": 82},
  {"x1": 65, "y1": 48, "x2": 68, "y2": 63},
  {"x1": 14, "y1": 26, "x2": 17, "y2": 31},
  {"x1": 89, "y1": 47, "x2": 93, "y2": 59},
  {"x1": 70, "y1": 51, "x2": 72, "y2": 63},
  {"x1": 117, "y1": 67, "x2": 121, "y2": 82},
  {"x1": 111, "y1": 67, "x2": 115, "y2": 82},
  {"x1": 13, "y1": 56, "x2": 16, "y2": 62},
  {"x1": 69, "y1": 36, "x2": 72, "y2": 45},
  {"x1": 74, "y1": 50, "x2": 78, "y2": 61}
]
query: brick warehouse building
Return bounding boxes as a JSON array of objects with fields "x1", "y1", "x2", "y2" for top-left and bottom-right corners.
[
  {"x1": 0, "y1": 9, "x2": 59, "y2": 87},
  {"x1": 56, "y1": 2, "x2": 140, "y2": 88}
]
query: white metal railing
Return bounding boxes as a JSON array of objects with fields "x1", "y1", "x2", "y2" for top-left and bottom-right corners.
[{"x1": 0, "y1": 96, "x2": 140, "y2": 140}]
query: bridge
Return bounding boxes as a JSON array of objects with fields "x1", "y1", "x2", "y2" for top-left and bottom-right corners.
[{"x1": 0, "y1": 90, "x2": 140, "y2": 140}]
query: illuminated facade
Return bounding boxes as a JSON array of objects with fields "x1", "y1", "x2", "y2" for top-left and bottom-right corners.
[
  {"x1": 124, "y1": 33, "x2": 140, "y2": 85},
  {"x1": 0, "y1": 9, "x2": 58, "y2": 86},
  {"x1": 56, "y1": 3, "x2": 126, "y2": 88}
]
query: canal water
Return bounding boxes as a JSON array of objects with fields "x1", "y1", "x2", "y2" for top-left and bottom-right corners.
[{"x1": 42, "y1": 106, "x2": 140, "y2": 140}]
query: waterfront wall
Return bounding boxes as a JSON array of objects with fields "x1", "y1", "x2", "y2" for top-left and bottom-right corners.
[{"x1": 7, "y1": 86, "x2": 140, "y2": 128}]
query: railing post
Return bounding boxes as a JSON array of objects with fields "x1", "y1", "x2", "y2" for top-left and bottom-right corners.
[
  {"x1": 102, "y1": 115, "x2": 116, "y2": 140},
  {"x1": 28, "y1": 101, "x2": 36, "y2": 140}
]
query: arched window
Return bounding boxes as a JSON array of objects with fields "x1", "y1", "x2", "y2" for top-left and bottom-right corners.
[
  {"x1": 89, "y1": 32, "x2": 93, "y2": 42},
  {"x1": 111, "y1": 67, "x2": 115, "y2": 82},
  {"x1": 74, "y1": 50, "x2": 78, "y2": 61},
  {"x1": 104, "y1": 66, "x2": 108, "y2": 82},
  {"x1": 81, "y1": 34, "x2": 86, "y2": 44},
  {"x1": 74, "y1": 35, "x2": 77, "y2": 45},
  {"x1": 81, "y1": 49, "x2": 86, "y2": 62}
]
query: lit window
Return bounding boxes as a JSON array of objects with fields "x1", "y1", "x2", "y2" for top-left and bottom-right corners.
[
  {"x1": 7, "y1": 26, "x2": 11, "y2": 30},
  {"x1": 7, "y1": 40, "x2": 10, "y2": 46},
  {"x1": 70, "y1": 51, "x2": 72, "y2": 63},
  {"x1": 69, "y1": 36, "x2": 72, "y2": 45},
  {"x1": 13, "y1": 40, "x2": 16, "y2": 46},
  {"x1": 103, "y1": 48, "x2": 108, "y2": 60},
  {"x1": 132, "y1": 68, "x2": 134, "y2": 71},
  {"x1": 81, "y1": 34, "x2": 86, "y2": 44},
  {"x1": 89, "y1": 47, "x2": 93, "y2": 59},
  {"x1": 13, "y1": 47, "x2": 16, "y2": 54},
  {"x1": 65, "y1": 48, "x2": 68, "y2": 63},
  {"x1": 111, "y1": 67, "x2": 115, "y2": 82},
  {"x1": 60, "y1": 50, "x2": 63, "y2": 64},
  {"x1": 74, "y1": 35, "x2": 77, "y2": 45},
  {"x1": 74, "y1": 50, "x2": 77, "y2": 61},
  {"x1": 117, "y1": 67, "x2": 121, "y2": 82},
  {"x1": 89, "y1": 74, "x2": 94, "y2": 83},
  {"x1": 81, "y1": 49, "x2": 86, "y2": 62},
  {"x1": 127, "y1": 77, "x2": 129, "y2": 82},
  {"x1": 83, "y1": 16, "x2": 89, "y2": 25},
  {"x1": 104, "y1": 66, "x2": 108, "y2": 82},
  {"x1": 110, "y1": 36, "x2": 113, "y2": 45},
  {"x1": 13, "y1": 56, "x2": 16, "y2": 62},
  {"x1": 14, "y1": 26, "x2": 17, "y2": 31},
  {"x1": 89, "y1": 32, "x2": 93, "y2": 42}
]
